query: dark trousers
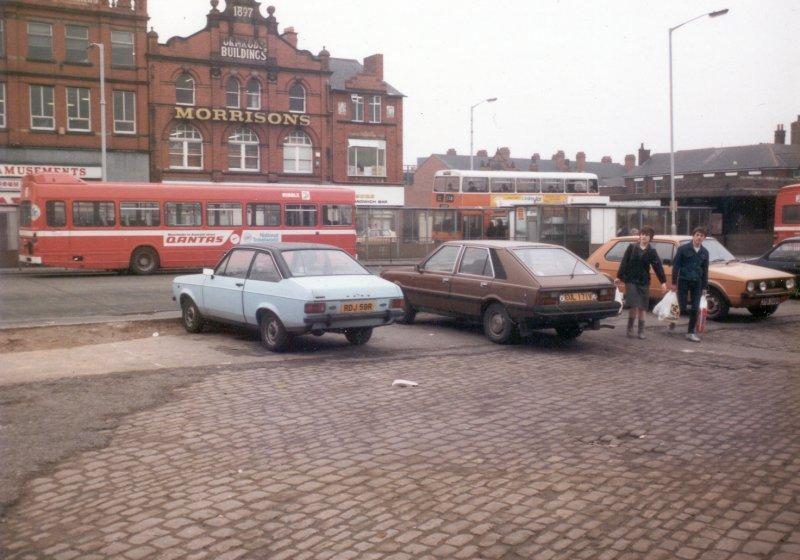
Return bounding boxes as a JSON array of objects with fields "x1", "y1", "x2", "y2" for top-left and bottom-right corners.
[{"x1": 677, "y1": 279, "x2": 703, "y2": 334}]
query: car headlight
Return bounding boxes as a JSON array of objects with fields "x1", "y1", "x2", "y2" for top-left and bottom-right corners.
[
  {"x1": 759, "y1": 281, "x2": 767, "y2": 292},
  {"x1": 786, "y1": 278, "x2": 796, "y2": 290},
  {"x1": 746, "y1": 281, "x2": 755, "y2": 292}
]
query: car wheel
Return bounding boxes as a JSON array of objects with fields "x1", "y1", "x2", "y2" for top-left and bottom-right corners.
[
  {"x1": 181, "y1": 298, "x2": 205, "y2": 333},
  {"x1": 555, "y1": 324, "x2": 583, "y2": 339},
  {"x1": 747, "y1": 304, "x2": 778, "y2": 318},
  {"x1": 130, "y1": 247, "x2": 159, "y2": 275},
  {"x1": 260, "y1": 313, "x2": 293, "y2": 352},
  {"x1": 344, "y1": 327, "x2": 373, "y2": 345},
  {"x1": 483, "y1": 303, "x2": 516, "y2": 344},
  {"x1": 705, "y1": 287, "x2": 729, "y2": 321},
  {"x1": 397, "y1": 296, "x2": 417, "y2": 324}
]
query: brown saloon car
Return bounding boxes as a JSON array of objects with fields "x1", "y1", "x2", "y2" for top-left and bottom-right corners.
[{"x1": 380, "y1": 240, "x2": 620, "y2": 343}]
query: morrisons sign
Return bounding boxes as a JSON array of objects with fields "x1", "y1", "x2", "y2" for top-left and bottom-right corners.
[{"x1": 174, "y1": 106, "x2": 311, "y2": 126}]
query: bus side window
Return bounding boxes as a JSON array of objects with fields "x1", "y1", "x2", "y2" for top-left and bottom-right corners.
[
  {"x1": 322, "y1": 204, "x2": 354, "y2": 226},
  {"x1": 120, "y1": 202, "x2": 160, "y2": 227},
  {"x1": 165, "y1": 202, "x2": 202, "y2": 226},
  {"x1": 72, "y1": 201, "x2": 115, "y2": 227},
  {"x1": 247, "y1": 203, "x2": 280, "y2": 226},
  {"x1": 46, "y1": 201, "x2": 66, "y2": 227}
]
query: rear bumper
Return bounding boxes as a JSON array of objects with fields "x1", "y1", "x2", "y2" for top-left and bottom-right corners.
[
  {"x1": 512, "y1": 302, "x2": 620, "y2": 328},
  {"x1": 298, "y1": 309, "x2": 403, "y2": 332}
]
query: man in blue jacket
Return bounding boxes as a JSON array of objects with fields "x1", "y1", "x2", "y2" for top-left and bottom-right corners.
[{"x1": 670, "y1": 227, "x2": 710, "y2": 342}]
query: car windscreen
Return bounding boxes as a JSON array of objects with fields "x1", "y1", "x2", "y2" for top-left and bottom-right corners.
[
  {"x1": 679, "y1": 239, "x2": 735, "y2": 262},
  {"x1": 512, "y1": 247, "x2": 596, "y2": 277},
  {"x1": 281, "y1": 249, "x2": 369, "y2": 277}
]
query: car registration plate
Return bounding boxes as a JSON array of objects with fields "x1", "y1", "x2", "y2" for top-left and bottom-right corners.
[
  {"x1": 341, "y1": 300, "x2": 376, "y2": 313},
  {"x1": 560, "y1": 292, "x2": 597, "y2": 303},
  {"x1": 761, "y1": 297, "x2": 781, "y2": 306}
]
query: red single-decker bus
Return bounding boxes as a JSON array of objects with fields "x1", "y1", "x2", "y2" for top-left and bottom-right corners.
[{"x1": 775, "y1": 183, "x2": 800, "y2": 243}]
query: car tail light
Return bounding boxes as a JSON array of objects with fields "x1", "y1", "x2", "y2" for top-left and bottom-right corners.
[
  {"x1": 537, "y1": 292, "x2": 560, "y2": 305},
  {"x1": 304, "y1": 302, "x2": 326, "y2": 314},
  {"x1": 389, "y1": 298, "x2": 404, "y2": 309},
  {"x1": 597, "y1": 289, "x2": 614, "y2": 301}
]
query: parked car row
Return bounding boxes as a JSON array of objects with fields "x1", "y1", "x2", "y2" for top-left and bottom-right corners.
[{"x1": 172, "y1": 235, "x2": 795, "y2": 353}]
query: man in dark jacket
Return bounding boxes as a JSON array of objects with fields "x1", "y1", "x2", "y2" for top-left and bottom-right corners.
[
  {"x1": 671, "y1": 227, "x2": 710, "y2": 342},
  {"x1": 616, "y1": 227, "x2": 667, "y2": 339}
]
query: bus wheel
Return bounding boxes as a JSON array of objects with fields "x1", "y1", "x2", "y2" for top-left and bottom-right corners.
[{"x1": 130, "y1": 247, "x2": 159, "y2": 275}]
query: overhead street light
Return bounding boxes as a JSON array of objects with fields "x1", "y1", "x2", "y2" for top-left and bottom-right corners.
[
  {"x1": 88, "y1": 42, "x2": 108, "y2": 181},
  {"x1": 470, "y1": 97, "x2": 497, "y2": 170},
  {"x1": 668, "y1": 8, "x2": 729, "y2": 234}
]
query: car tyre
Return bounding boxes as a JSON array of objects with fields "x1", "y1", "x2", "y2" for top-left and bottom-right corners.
[
  {"x1": 344, "y1": 327, "x2": 373, "y2": 345},
  {"x1": 705, "y1": 287, "x2": 729, "y2": 321},
  {"x1": 181, "y1": 298, "x2": 205, "y2": 333},
  {"x1": 260, "y1": 313, "x2": 293, "y2": 352},
  {"x1": 555, "y1": 324, "x2": 583, "y2": 339},
  {"x1": 747, "y1": 304, "x2": 778, "y2": 318},
  {"x1": 397, "y1": 296, "x2": 417, "y2": 324},
  {"x1": 130, "y1": 247, "x2": 159, "y2": 275},
  {"x1": 483, "y1": 303, "x2": 516, "y2": 344}
]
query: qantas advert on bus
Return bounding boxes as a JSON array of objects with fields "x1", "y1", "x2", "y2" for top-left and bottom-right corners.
[{"x1": 18, "y1": 174, "x2": 357, "y2": 274}]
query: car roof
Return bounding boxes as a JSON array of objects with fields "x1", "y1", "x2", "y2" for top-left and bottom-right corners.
[
  {"x1": 779, "y1": 236, "x2": 800, "y2": 243},
  {"x1": 610, "y1": 235, "x2": 715, "y2": 242},
  {"x1": 235, "y1": 242, "x2": 340, "y2": 251},
  {"x1": 443, "y1": 240, "x2": 561, "y2": 249}
]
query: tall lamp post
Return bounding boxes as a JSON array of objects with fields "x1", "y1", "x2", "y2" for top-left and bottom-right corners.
[
  {"x1": 470, "y1": 97, "x2": 497, "y2": 170},
  {"x1": 668, "y1": 8, "x2": 728, "y2": 234},
  {"x1": 89, "y1": 42, "x2": 108, "y2": 181}
]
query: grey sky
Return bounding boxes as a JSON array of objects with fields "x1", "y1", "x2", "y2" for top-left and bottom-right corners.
[{"x1": 149, "y1": 0, "x2": 800, "y2": 166}]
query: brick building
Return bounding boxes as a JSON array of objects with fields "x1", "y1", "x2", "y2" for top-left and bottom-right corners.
[
  {"x1": 407, "y1": 147, "x2": 626, "y2": 207},
  {"x1": 148, "y1": 0, "x2": 404, "y2": 206},
  {"x1": 618, "y1": 117, "x2": 800, "y2": 254}
]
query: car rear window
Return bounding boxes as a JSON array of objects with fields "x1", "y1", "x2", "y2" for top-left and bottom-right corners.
[
  {"x1": 513, "y1": 247, "x2": 595, "y2": 277},
  {"x1": 604, "y1": 241, "x2": 631, "y2": 262}
]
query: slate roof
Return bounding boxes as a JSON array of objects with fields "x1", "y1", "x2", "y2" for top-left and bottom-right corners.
[
  {"x1": 328, "y1": 58, "x2": 404, "y2": 97},
  {"x1": 628, "y1": 144, "x2": 800, "y2": 177},
  {"x1": 419, "y1": 153, "x2": 628, "y2": 187}
]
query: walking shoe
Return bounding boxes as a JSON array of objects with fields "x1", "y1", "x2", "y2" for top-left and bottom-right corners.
[
  {"x1": 668, "y1": 322, "x2": 676, "y2": 332},
  {"x1": 637, "y1": 331, "x2": 646, "y2": 340},
  {"x1": 685, "y1": 333, "x2": 701, "y2": 343}
]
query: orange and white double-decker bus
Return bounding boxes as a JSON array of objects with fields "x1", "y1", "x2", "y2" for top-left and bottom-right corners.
[
  {"x1": 18, "y1": 173, "x2": 357, "y2": 274},
  {"x1": 774, "y1": 183, "x2": 800, "y2": 243}
]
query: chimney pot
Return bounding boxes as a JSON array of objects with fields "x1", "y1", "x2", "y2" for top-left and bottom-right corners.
[
  {"x1": 446, "y1": 148, "x2": 457, "y2": 155},
  {"x1": 775, "y1": 124, "x2": 787, "y2": 145},
  {"x1": 531, "y1": 153, "x2": 540, "y2": 162},
  {"x1": 601, "y1": 156, "x2": 613, "y2": 163},
  {"x1": 476, "y1": 149, "x2": 488, "y2": 157},
  {"x1": 638, "y1": 143, "x2": 651, "y2": 165}
]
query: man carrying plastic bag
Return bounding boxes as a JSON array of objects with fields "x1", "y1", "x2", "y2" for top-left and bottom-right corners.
[{"x1": 670, "y1": 227, "x2": 710, "y2": 342}]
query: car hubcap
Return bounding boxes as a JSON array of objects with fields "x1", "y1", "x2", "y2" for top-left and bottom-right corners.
[
  {"x1": 266, "y1": 320, "x2": 278, "y2": 344},
  {"x1": 185, "y1": 306, "x2": 195, "y2": 327},
  {"x1": 706, "y1": 293, "x2": 719, "y2": 316},
  {"x1": 490, "y1": 313, "x2": 505, "y2": 335}
]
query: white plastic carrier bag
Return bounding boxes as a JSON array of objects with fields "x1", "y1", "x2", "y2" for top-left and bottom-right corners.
[
  {"x1": 653, "y1": 291, "x2": 680, "y2": 322},
  {"x1": 696, "y1": 294, "x2": 708, "y2": 333},
  {"x1": 614, "y1": 288, "x2": 624, "y2": 315}
]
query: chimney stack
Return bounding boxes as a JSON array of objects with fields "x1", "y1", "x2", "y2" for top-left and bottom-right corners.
[
  {"x1": 774, "y1": 124, "x2": 786, "y2": 145},
  {"x1": 638, "y1": 143, "x2": 651, "y2": 165},
  {"x1": 624, "y1": 154, "x2": 636, "y2": 172},
  {"x1": 792, "y1": 115, "x2": 800, "y2": 146},
  {"x1": 476, "y1": 149, "x2": 488, "y2": 157},
  {"x1": 601, "y1": 156, "x2": 613, "y2": 163},
  {"x1": 363, "y1": 54, "x2": 384, "y2": 81},
  {"x1": 531, "y1": 153, "x2": 540, "y2": 162},
  {"x1": 552, "y1": 150, "x2": 566, "y2": 171},
  {"x1": 576, "y1": 151, "x2": 586, "y2": 172},
  {"x1": 446, "y1": 148, "x2": 457, "y2": 155},
  {"x1": 281, "y1": 27, "x2": 298, "y2": 48}
]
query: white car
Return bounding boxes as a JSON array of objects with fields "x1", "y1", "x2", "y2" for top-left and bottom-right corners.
[{"x1": 172, "y1": 242, "x2": 404, "y2": 352}]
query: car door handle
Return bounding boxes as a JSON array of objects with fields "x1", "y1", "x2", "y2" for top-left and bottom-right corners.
[
  {"x1": 480, "y1": 281, "x2": 488, "y2": 287},
  {"x1": 235, "y1": 282, "x2": 244, "y2": 287},
  {"x1": 442, "y1": 278, "x2": 450, "y2": 283}
]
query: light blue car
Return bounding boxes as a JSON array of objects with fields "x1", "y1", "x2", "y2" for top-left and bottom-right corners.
[{"x1": 172, "y1": 242, "x2": 404, "y2": 352}]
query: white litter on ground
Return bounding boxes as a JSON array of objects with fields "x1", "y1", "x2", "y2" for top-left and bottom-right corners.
[{"x1": 392, "y1": 379, "x2": 418, "y2": 388}]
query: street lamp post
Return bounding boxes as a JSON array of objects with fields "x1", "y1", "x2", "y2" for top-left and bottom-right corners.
[
  {"x1": 668, "y1": 8, "x2": 728, "y2": 234},
  {"x1": 470, "y1": 97, "x2": 497, "y2": 170},
  {"x1": 89, "y1": 42, "x2": 108, "y2": 181}
]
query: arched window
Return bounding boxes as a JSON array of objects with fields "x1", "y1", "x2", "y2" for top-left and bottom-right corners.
[
  {"x1": 288, "y1": 82, "x2": 305, "y2": 113},
  {"x1": 246, "y1": 78, "x2": 261, "y2": 110},
  {"x1": 228, "y1": 127, "x2": 260, "y2": 171},
  {"x1": 225, "y1": 76, "x2": 240, "y2": 108},
  {"x1": 283, "y1": 130, "x2": 312, "y2": 174},
  {"x1": 175, "y1": 73, "x2": 195, "y2": 106},
  {"x1": 169, "y1": 124, "x2": 203, "y2": 169}
]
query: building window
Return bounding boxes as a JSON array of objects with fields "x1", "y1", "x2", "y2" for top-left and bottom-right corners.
[
  {"x1": 0, "y1": 83, "x2": 5, "y2": 128},
  {"x1": 110, "y1": 30, "x2": 134, "y2": 66},
  {"x1": 351, "y1": 94, "x2": 364, "y2": 122},
  {"x1": 66, "y1": 87, "x2": 91, "y2": 131},
  {"x1": 0, "y1": 20, "x2": 5, "y2": 58},
  {"x1": 169, "y1": 124, "x2": 203, "y2": 169},
  {"x1": 634, "y1": 179, "x2": 644, "y2": 194},
  {"x1": 65, "y1": 25, "x2": 89, "y2": 63},
  {"x1": 113, "y1": 90, "x2": 136, "y2": 133},
  {"x1": 30, "y1": 85, "x2": 55, "y2": 130},
  {"x1": 246, "y1": 78, "x2": 261, "y2": 109},
  {"x1": 175, "y1": 73, "x2": 195, "y2": 105},
  {"x1": 228, "y1": 127, "x2": 259, "y2": 171},
  {"x1": 283, "y1": 130, "x2": 312, "y2": 174},
  {"x1": 348, "y1": 139, "x2": 386, "y2": 177},
  {"x1": 288, "y1": 82, "x2": 305, "y2": 113},
  {"x1": 225, "y1": 76, "x2": 240, "y2": 108},
  {"x1": 27, "y1": 22, "x2": 53, "y2": 60},
  {"x1": 368, "y1": 95, "x2": 381, "y2": 123}
]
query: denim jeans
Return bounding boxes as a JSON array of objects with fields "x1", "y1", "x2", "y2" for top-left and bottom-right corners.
[{"x1": 677, "y1": 279, "x2": 703, "y2": 334}]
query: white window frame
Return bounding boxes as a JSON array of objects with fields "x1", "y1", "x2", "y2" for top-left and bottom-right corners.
[
  {"x1": 113, "y1": 90, "x2": 136, "y2": 134},
  {"x1": 0, "y1": 83, "x2": 5, "y2": 128},
  {"x1": 351, "y1": 94, "x2": 364, "y2": 122},
  {"x1": 66, "y1": 87, "x2": 91, "y2": 131},
  {"x1": 175, "y1": 74, "x2": 195, "y2": 106},
  {"x1": 27, "y1": 22, "x2": 53, "y2": 60},
  {"x1": 288, "y1": 83, "x2": 305, "y2": 113},
  {"x1": 245, "y1": 78, "x2": 261, "y2": 109},
  {"x1": 0, "y1": 20, "x2": 5, "y2": 58},
  {"x1": 110, "y1": 30, "x2": 134, "y2": 67},
  {"x1": 30, "y1": 85, "x2": 55, "y2": 130},
  {"x1": 65, "y1": 24, "x2": 89, "y2": 63},
  {"x1": 225, "y1": 77, "x2": 240, "y2": 109},
  {"x1": 368, "y1": 95, "x2": 381, "y2": 123},
  {"x1": 347, "y1": 138, "x2": 386, "y2": 177},
  {"x1": 169, "y1": 124, "x2": 203, "y2": 170},
  {"x1": 228, "y1": 127, "x2": 260, "y2": 172},
  {"x1": 283, "y1": 130, "x2": 313, "y2": 174}
]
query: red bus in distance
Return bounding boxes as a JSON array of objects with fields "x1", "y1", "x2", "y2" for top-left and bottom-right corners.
[
  {"x1": 18, "y1": 174, "x2": 357, "y2": 274},
  {"x1": 774, "y1": 183, "x2": 800, "y2": 243}
]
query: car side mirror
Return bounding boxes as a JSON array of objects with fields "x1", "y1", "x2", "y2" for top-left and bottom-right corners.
[
  {"x1": 415, "y1": 264, "x2": 423, "y2": 273},
  {"x1": 202, "y1": 268, "x2": 215, "y2": 277}
]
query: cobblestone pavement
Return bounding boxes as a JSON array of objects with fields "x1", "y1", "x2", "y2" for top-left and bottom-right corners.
[{"x1": 2, "y1": 309, "x2": 800, "y2": 559}]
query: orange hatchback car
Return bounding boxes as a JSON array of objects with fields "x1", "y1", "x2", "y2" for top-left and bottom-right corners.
[{"x1": 588, "y1": 236, "x2": 796, "y2": 320}]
